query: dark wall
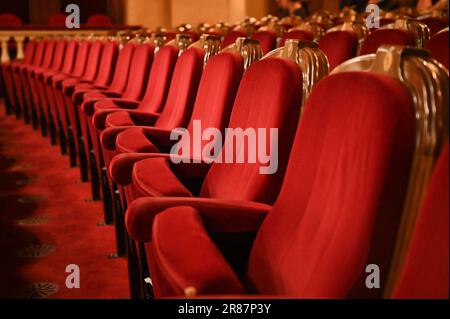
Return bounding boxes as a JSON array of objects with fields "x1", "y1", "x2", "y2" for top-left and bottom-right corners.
[
  {"x1": 0, "y1": 0, "x2": 30, "y2": 23},
  {"x1": 0, "y1": 0, "x2": 124, "y2": 25},
  {"x1": 60, "y1": 0, "x2": 108, "y2": 23}
]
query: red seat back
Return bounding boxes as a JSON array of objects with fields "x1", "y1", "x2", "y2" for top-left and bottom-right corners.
[
  {"x1": 360, "y1": 29, "x2": 414, "y2": 55},
  {"x1": 50, "y1": 40, "x2": 67, "y2": 71},
  {"x1": 93, "y1": 41, "x2": 119, "y2": 87},
  {"x1": 47, "y1": 13, "x2": 67, "y2": 26},
  {"x1": 121, "y1": 44, "x2": 154, "y2": 100},
  {"x1": 30, "y1": 40, "x2": 47, "y2": 67},
  {"x1": 200, "y1": 58, "x2": 302, "y2": 204},
  {"x1": 60, "y1": 41, "x2": 78, "y2": 74},
  {"x1": 70, "y1": 41, "x2": 91, "y2": 78},
  {"x1": 86, "y1": 14, "x2": 112, "y2": 27},
  {"x1": 426, "y1": 29, "x2": 449, "y2": 70},
  {"x1": 23, "y1": 40, "x2": 36, "y2": 65},
  {"x1": 81, "y1": 41, "x2": 104, "y2": 82},
  {"x1": 184, "y1": 52, "x2": 244, "y2": 153},
  {"x1": 247, "y1": 71, "x2": 416, "y2": 298},
  {"x1": 40, "y1": 40, "x2": 56, "y2": 69},
  {"x1": 108, "y1": 42, "x2": 136, "y2": 93},
  {"x1": 278, "y1": 30, "x2": 314, "y2": 48},
  {"x1": 420, "y1": 17, "x2": 448, "y2": 36},
  {"x1": 393, "y1": 143, "x2": 449, "y2": 299},
  {"x1": 319, "y1": 31, "x2": 358, "y2": 70},
  {"x1": 0, "y1": 13, "x2": 22, "y2": 26},
  {"x1": 153, "y1": 47, "x2": 205, "y2": 130},
  {"x1": 252, "y1": 30, "x2": 277, "y2": 54},
  {"x1": 222, "y1": 30, "x2": 247, "y2": 48},
  {"x1": 138, "y1": 45, "x2": 179, "y2": 113}
]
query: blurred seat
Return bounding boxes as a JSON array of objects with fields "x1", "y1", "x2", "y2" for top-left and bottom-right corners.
[
  {"x1": 86, "y1": 14, "x2": 113, "y2": 27},
  {"x1": 0, "y1": 13, "x2": 22, "y2": 26},
  {"x1": 318, "y1": 31, "x2": 358, "y2": 70},
  {"x1": 392, "y1": 142, "x2": 449, "y2": 299},
  {"x1": 360, "y1": 29, "x2": 414, "y2": 55},
  {"x1": 419, "y1": 16, "x2": 448, "y2": 36},
  {"x1": 278, "y1": 30, "x2": 313, "y2": 48},
  {"x1": 47, "y1": 13, "x2": 67, "y2": 26},
  {"x1": 252, "y1": 30, "x2": 277, "y2": 54},
  {"x1": 426, "y1": 28, "x2": 449, "y2": 69}
]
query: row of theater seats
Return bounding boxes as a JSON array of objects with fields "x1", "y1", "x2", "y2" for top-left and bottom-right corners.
[{"x1": 1, "y1": 13, "x2": 448, "y2": 299}]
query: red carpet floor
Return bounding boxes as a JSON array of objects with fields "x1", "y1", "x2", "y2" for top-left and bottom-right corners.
[{"x1": 0, "y1": 104, "x2": 129, "y2": 299}]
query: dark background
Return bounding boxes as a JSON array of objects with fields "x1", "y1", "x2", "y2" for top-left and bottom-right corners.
[{"x1": 0, "y1": 0, "x2": 124, "y2": 25}]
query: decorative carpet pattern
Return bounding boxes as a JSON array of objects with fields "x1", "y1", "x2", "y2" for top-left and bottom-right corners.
[{"x1": 0, "y1": 106, "x2": 129, "y2": 299}]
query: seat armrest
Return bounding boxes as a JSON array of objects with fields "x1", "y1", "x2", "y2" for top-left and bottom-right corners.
[
  {"x1": 92, "y1": 106, "x2": 152, "y2": 130},
  {"x1": 148, "y1": 207, "x2": 246, "y2": 296},
  {"x1": 110, "y1": 153, "x2": 212, "y2": 186},
  {"x1": 100, "y1": 124, "x2": 159, "y2": 151},
  {"x1": 106, "y1": 110, "x2": 161, "y2": 127},
  {"x1": 126, "y1": 196, "x2": 272, "y2": 242}
]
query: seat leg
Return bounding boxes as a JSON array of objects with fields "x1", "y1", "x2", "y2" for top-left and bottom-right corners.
[
  {"x1": 78, "y1": 137, "x2": 89, "y2": 182},
  {"x1": 67, "y1": 126, "x2": 77, "y2": 167},
  {"x1": 126, "y1": 235, "x2": 145, "y2": 299},
  {"x1": 101, "y1": 166, "x2": 114, "y2": 224},
  {"x1": 137, "y1": 243, "x2": 154, "y2": 299},
  {"x1": 89, "y1": 150, "x2": 101, "y2": 200},
  {"x1": 40, "y1": 109, "x2": 48, "y2": 137},
  {"x1": 49, "y1": 117, "x2": 57, "y2": 145},
  {"x1": 4, "y1": 93, "x2": 12, "y2": 116},
  {"x1": 112, "y1": 186, "x2": 127, "y2": 256},
  {"x1": 31, "y1": 101, "x2": 38, "y2": 130},
  {"x1": 58, "y1": 119, "x2": 67, "y2": 155},
  {"x1": 22, "y1": 94, "x2": 29, "y2": 124}
]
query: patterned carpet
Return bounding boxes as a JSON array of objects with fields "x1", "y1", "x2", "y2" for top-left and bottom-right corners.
[{"x1": 0, "y1": 102, "x2": 129, "y2": 299}]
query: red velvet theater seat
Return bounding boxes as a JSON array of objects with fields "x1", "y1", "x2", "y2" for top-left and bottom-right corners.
[
  {"x1": 106, "y1": 50, "x2": 244, "y2": 194},
  {"x1": 393, "y1": 143, "x2": 449, "y2": 299},
  {"x1": 49, "y1": 40, "x2": 91, "y2": 142},
  {"x1": 68, "y1": 43, "x2": 153, "y2": 167},
  {"x1": 0, "y1": 13, "x2": 22, "y2": 26},
  {"x1": 100, "y1": 46, "x2": 207, "y2": 185},
  {"x1": 318, "y1": 31, "x2": 358, "y2": 70},
  {"x1": 252, "y1": 30, "x2": 277, "y2": 54},
  {"x1": 1, "y1": 40, "x2": 36, "y2": 115},
  {"x1": 277, "y1": 30, "x2": 314, "y2": 48},
  {"x1": 110, "y1": 56, "x2": 301, "y2": 205},
  {"x1": 47, "y1": 13, "x2": 67, "y2": 26},
  {"x1": 84, "y1": 45, "x2": 179, "y2": 194},
  {"x1": 222, "y1": 30, "x2": 247, "y2": 48},
  {"x1": 44, "y1": 40, "x2": 78, "y2": 144},
  {"x1": 86, "y1": 14, "x2": 113, "y2": 27},
  {"x1": 360, "y1": 29, "x2": 414, "y2": 55},
  {"x1": 77, "y1": 43, "x2": 154, "y2": 172},
  {"x1": 61, "y1": 40, "x2": 119, "y2": 167},
  {"x1": 419, "y1": 17, "x2": 448, "y2": 36},
  {"x1": 125, "y1": 64, "x2": 416, "y2": 298},
  {"x1": 23, "y1": 40, "x2": 56, "y2": 127},
  {"x1": 73, "y1": 41, "x2": 136, "y2": 129},
  {"x1": 32, "y1": 39, "x2": 67, "y2": 134},
  {"x1": 426, "y1": 28, "x2": 449, "y2": 70},
  {"x1": 15, "y1": 40, "x2": 47, "y2": 118}
]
